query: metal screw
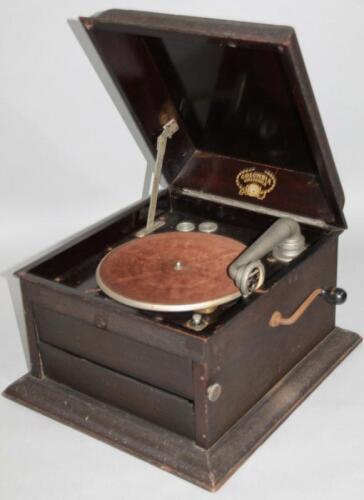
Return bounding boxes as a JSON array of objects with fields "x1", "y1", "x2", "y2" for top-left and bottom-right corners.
[
  {"x1": 207, "y1": 383, "x2": 222, "y2": 402},
  {"x1": 95, "y1": 314, "x2": 107, "y2": 329},
  {"x1": 192, "y1": 313, "x2": 203, "y2": 326},
  {"x1": 186, "y1": 313, "x2": 208, "y2": 331},
  {"x1": 174, "y1": 261, "x2": 184, "y2": 271}
]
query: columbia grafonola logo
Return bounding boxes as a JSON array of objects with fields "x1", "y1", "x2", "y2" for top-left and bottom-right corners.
[{"x1": 236, "y1": 168, "x2": 277, "y2": 200}]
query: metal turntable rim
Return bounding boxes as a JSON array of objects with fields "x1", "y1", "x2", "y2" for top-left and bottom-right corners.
[{"x1": 96, "y1": 231, "x2": 246, "y2": 312}]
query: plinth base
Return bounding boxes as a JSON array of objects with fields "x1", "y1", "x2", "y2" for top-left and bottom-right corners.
[{"x1": 3, "y1": 327, "x2": 361, "y2": 491}]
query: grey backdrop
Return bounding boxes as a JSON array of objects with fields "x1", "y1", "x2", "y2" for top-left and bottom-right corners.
[{"x1": 1, "y1": 1, "x2": 363, "y2": 499}]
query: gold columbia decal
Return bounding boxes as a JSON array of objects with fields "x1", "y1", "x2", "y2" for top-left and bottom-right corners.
[{"x1": 236, "y1": 168, "x2": 276, "y2": 200}]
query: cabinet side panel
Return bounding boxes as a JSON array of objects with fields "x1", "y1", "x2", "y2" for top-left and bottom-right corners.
[
  {"x1": 20, "y1": 280, "x2": 43, "y2": 378},
  {"x1": 204, "y1": 236, "x2": 338, "y2": 446}
]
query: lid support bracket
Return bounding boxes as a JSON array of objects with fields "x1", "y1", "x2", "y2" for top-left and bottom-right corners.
[{"x1": 136, "y1": 119, "x2": 179, "y2": 238}]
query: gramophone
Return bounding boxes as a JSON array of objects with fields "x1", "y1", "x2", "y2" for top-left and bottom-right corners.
[{"x1": 4, "y1": 9, "x2": 361, "y2": 491}]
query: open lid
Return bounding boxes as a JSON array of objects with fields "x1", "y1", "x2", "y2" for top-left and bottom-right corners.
[{"x1": 81, "y1": 10, "x2": 345, "y2": 228}]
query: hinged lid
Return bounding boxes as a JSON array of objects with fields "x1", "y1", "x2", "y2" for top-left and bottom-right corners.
[{"x1": 81, "y1": 10, "x2": 345, "y2": 228}]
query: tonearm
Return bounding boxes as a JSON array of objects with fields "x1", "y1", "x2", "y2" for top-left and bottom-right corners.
[{"x1": 229, "y1": 217, "x2": 306, "y2": 298}]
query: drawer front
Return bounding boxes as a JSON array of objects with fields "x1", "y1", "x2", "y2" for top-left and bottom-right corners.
[
  {"x1": 34, "y1": 305, "x2": 193, "y2": 399},
  {"x1": 39, "y1": 342, "x2": 195, "y2": 439}
]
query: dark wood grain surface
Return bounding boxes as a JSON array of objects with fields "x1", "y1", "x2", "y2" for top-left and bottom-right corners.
[
  {"x1": 39, "y1": 342, "x2": 195, "y2": 438},
  {"x1": 35, "y1": 304, "x2": 194, "y2": 399},
  {"x1": 4, "y1": 9, "x2": 358, "y2": 490},
  {"x1": 80, "y1": 9, "x2": 345, "y2": 227},
  {"x1": 4, "y1": 328, "x2": 361, "y2": 491}
]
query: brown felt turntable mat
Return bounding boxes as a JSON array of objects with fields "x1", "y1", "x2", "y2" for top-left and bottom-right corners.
[{"x1": 96, "y1": 231, "x2": 246, "y2": 312}]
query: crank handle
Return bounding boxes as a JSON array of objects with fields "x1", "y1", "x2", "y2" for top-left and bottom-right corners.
[{"x1": 269, "y1": 287, "x2": 347, "y2": 328}]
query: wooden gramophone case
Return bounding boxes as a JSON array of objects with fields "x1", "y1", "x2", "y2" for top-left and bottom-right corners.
[{"x1": 4, "y1": 9, "x2": 362, "y2": 491}]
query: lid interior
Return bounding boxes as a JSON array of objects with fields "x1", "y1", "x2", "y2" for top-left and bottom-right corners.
[
  {"x1": 143, "y1": 34, "x2": 314, "y2": 173},
  {"x1": 81, "y1": 11, "x2": 345, "y2": 227}
]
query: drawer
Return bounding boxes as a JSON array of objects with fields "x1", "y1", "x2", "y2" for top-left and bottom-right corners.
[
  {"x1": 34, "y1": 305, "x2": 193, "y2": 399},
  {"x1": 39, "y1": 342, "x2": 195, "y2": 439}
]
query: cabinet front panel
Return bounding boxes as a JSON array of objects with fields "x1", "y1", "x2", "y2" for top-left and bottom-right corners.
[
  {"x1": 34, "y1": 305, "x2": 194, "y2": 399},
  {"x1": 39, "y1": 342, "x2": 195, "y2": 439}
]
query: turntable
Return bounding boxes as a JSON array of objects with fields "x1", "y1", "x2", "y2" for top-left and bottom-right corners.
[{"x1": 4, "y1": 10, "x2": 362, "y2": 491}]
